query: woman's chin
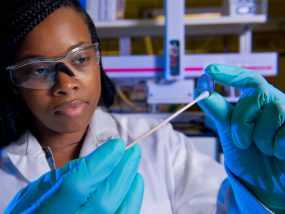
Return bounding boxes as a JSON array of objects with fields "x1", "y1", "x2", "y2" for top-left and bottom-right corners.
[
  {"x1": 43, "y1": 118, "x2": 90, "y2": 135},
  {"x1": 54, "y1": 123, "x2": 88, "y2": 134}
]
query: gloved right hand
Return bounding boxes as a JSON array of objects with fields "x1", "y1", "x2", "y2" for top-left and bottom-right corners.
[
  {"x1": 4, "y1": 139, "x2": 144, "y2": 214},
  {"x1": 195, "y1": 64, "x2": 285, "y2": 213}
]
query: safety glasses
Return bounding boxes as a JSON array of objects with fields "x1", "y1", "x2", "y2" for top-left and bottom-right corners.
[{"x1": 6, "y1": 42, "x2": 100, "y2": 89}]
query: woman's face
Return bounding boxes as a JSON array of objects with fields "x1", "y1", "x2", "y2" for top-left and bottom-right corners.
[{"x1": 16, "y1": 6, "x2": 101, "y2": 134}]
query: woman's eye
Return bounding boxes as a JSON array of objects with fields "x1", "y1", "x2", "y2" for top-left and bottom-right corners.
[
  {"x1": 34, "y1": 67, "x2": 49, "y2": 76},
  {"x1": 73, "y1": 55, "x2": 90, "y2": 65}
]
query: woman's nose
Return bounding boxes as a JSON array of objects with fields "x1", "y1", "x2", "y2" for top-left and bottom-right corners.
[{"x1": 52, "y1": 64, "x2": 79, "y2": 96}]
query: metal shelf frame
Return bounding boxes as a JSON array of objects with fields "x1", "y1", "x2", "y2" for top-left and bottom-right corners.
[
  {"x1": 96, "y1": 15, "x2": 267, "y2": 38},
  {"x1": 94, "y1": 0, "x2": 276, "y2": 103}
]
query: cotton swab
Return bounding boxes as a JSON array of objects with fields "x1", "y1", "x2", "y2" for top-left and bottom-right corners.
[{"x1": 126, "y1": 91, "x2": 210, "y2": 149}]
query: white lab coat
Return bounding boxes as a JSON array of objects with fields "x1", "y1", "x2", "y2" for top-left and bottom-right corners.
[{"x1": 0, "y1": 108, "x2": 272, "y2": 213}]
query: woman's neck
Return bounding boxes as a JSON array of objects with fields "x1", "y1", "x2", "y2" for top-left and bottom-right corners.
[
  {"x1": 31, "y1": 123, "x2": 88, "y2": 168},
  {"x1": 42, "y1": 132, "x2": 85, "y2": 168}
]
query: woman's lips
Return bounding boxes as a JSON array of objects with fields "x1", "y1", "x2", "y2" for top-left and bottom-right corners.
[{"x1": 54, "y1": 100, "x2": 88, "y2": 117}]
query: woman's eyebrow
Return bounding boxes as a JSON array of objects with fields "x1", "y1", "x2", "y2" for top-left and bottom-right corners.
[{"x1": 18, "y1": 54, "x2": 45, "y2": 61}]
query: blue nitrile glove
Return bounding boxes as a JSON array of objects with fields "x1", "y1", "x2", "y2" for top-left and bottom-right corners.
[
  {"x1": 4, "y1": 139, "x2": 144, "y2": 214},
  {"x1": 195, "y1": 64, "x2": 285, "y2": 213}
]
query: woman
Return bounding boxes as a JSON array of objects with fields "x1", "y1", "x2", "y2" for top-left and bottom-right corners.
[{"x1": 1, "y1": 0, "x2": 285, "y2": 213}]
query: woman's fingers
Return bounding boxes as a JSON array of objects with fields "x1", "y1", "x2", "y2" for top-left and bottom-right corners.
[
  {"x1": 196, "y1": 91, "x2": 233, "y2": 130},
  {"x1": 75, "y1": 173, "x2": 144, "y2": 214},
  {"x1": 116, "y1": 173, "x2": 144, "y2": 214},
  {"x1": 204, "y1": 64, "x2": 267, "y2": 90},
  {"x1": 231, "y1": 90, "x2": 271, "y2": 149},
  {"x1": 253, "y1": 102, "x2": 285, "y2": 155},
  {"x1": 274, "y1": 123, "x2": 285, "y2": 160},
  {"x1": 77, "y1": 145, "x2": 142, "y2": 213}
]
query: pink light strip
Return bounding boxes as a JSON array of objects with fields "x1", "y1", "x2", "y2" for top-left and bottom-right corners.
[{"x1": 105, "y1": 66, "x2": 273, "y2": 73}]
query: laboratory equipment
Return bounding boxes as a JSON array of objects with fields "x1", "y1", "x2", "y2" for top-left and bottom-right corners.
[
  {"x1": 226, "y1": 0, "x2": 258, "y2": 16},
  {"x1": 95, "y1": 0, "x2": 274, "y2": 104},
  {"x1": 164, "y1": 0, "x2": 184, "y2": 80}
]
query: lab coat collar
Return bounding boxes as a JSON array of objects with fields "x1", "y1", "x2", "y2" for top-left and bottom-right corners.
[
  {"x1": 4, "y1": 132, "x2": 51, "y2": 182},
  {"x1": 3, "y1": 107, "x2": 120, "y2": 182},
  {"x1": 79, "y1": 107, "x2": 120, "y2": 157}
]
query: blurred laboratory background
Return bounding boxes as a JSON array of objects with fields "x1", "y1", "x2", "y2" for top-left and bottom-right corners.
[{"x1": 81, "y1": 0, "x2": 284, "y2": 162}]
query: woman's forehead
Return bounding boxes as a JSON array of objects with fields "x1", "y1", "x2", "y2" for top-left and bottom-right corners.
[{"x1": 17, "y1": 6, "x2": 91, "y2": 58}]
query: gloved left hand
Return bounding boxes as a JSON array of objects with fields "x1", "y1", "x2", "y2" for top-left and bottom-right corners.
[
  {"x1": 195, "y1": 64, "x2": 285, "y2": 213},
  {"x1": 4, "y1": 139, "x2": 144, "y2": 214}
]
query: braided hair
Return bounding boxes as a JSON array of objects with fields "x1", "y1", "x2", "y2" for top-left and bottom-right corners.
[{"x1": 0, "y1": 0, "x2": 116, "y2": 147}]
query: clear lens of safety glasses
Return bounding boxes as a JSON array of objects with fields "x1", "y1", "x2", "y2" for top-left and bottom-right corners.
[{"x1": 6, "y1": 43, "x2": 100, "y2": 90}]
